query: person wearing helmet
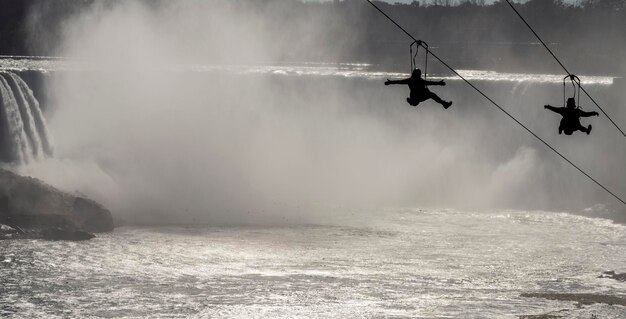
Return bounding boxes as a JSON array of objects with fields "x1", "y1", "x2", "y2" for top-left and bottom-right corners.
[
  {"x1": 544, "y1": 98, "x2": 599, "y2": 135},
  {"x1": 384, "y1": 68, "x2": 452, "y2": 109}
]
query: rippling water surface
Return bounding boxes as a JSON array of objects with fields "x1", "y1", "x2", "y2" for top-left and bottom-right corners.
[{"x1": 2, "y1": 209, "x2": 626, "y2": 318}]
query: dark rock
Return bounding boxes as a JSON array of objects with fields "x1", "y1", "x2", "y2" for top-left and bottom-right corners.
[
  {"x1": 0, "y1": 219, "x2": 24, "y2": 234},
  {"x1": 598, "y1": 270, "x2": 626, "y2": 282},
  {"x1": 0, "y1": 224, "x2": 22, "y2": 239},
  {"x1": 71, "y1": 197, "x2": 113, "y2": 233},
  {"x1": 1, "y1": 226, "x2": 96, "y2": 241},
  {"x1": 41, "y1": 228, "x2": 95, "y2": 241},
  {"x1": 521, "y1": 293, "x2": 626, "y2": 306},
  {"x1": 0, "y1": 168, "x2": 113, "y2": 233},
  {"x1": 519, "y1": 313, "x2": 564, "y2": 319}
]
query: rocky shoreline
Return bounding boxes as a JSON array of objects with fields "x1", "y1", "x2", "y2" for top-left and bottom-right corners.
[
  {"x1": 0, "y1": 224, "x2": 95, "y2": 241},
  {"x1": 519, "y1": 273, "x2": 626, "y2": 318},
  {"x1": 521, "y1": 292, "x2": 626, "y2": 307},
  {"x1": 0, "y1": 168, "x2": 113, "y2": 240},
  {"x1": 598, "y1": 270, "x2": 626, "y2": 282}
]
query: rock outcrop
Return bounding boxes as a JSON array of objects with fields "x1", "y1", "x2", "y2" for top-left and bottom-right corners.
[
  {"x1": 598, "y1": 270, "x2": 626, "y2": 282},
  {"x1": 521, "y1": 292, "x2": 626, "y2": 306},
  {"x1": 0, "y1": 226, "x2": 96, "y2": 241},
  {"x1": 0, "y1": 168, "x2": 113, "y2": 233}
]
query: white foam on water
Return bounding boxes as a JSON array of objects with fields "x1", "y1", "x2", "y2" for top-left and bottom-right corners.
[{"x1": 2, "y1": 209, "x2": 625, "y2": 318}]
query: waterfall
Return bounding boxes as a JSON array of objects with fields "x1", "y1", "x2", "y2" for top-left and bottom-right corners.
[{"x1": 0, "y1": 71, "x2": 53, "y2": 164}]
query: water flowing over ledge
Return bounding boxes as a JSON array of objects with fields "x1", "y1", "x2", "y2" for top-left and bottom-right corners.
[
  {"x1": 0, "y1": 71, "x2": 53, "y2": 164},
  {"x1": 0, "y1": 57, "x2": 615, "y2": 85}
]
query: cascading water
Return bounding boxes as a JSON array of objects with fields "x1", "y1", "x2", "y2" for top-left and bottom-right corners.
[{"x1": 0, "y1": 71, "x2": 53, "y2": 164}]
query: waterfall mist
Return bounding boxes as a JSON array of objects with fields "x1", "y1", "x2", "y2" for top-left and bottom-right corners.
[{"x1": 18, "y1": 0, "x2": 626, "y2": 225}]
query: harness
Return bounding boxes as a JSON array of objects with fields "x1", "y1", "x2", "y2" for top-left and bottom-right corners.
[
  {"x1": 563, "y1": 74, "x2": 581, "y2": 109},
  {"x1": 409, "y1": 40, "x2": 429, "y2": 81}
]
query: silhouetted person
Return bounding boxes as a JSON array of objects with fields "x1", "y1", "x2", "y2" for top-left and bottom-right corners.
[
  {"x1": 544, "y1": 98, "x2": 599, "y2": 135},
  {"x1": 385, "y1": 69, "x2": 452, "y2": 109}
]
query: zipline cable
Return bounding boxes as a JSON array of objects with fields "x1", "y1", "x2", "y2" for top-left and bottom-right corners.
[
  {"x1": 363, "y1": 0, "x2": 626, "y2": 206},
  {"x1": 504, "y1": 0, "x2": 626, "y2": 141}
]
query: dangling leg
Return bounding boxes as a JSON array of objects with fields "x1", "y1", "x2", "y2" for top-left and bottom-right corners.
[
  {"x1": 576, "y1": 123, "x2": 592, "y2": 135},
  {"x1": 429, "y1": 92, "x2": 452, "y2": 109},
  {"x1": 572, "y1": 121, "x2": 591, "y2": 135}
]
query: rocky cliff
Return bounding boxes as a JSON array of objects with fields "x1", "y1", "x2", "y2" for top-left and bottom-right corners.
[{"x1": 0, "y1": 168, "x2": 113, "y2": 233}]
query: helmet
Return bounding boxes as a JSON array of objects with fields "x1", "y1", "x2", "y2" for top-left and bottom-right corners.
[{"x1": 411, "y1": 68, "x2": 422, "y2": 78}]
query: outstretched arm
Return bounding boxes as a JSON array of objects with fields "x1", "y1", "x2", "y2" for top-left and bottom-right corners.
[
  {"x1": 384, "y1": 78, "x2": 410, "y2": 85},
  {"x1": 544, "y1": 105, "x2": 565, "y2": 115},
  {"x1": 425, "y1": 80, "x2": 446, "y2": 86},
  {"x1": 579, "y1": 109, "x2": 600, "y2": 117}
]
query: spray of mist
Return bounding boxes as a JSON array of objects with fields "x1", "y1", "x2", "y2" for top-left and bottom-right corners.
[{"x1": 18, "y1": 0, "x2": 626, "y2": 225}]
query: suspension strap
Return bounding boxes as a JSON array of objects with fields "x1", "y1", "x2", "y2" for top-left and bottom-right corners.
[
  {"x1": 563, "y1": 74, "x2": 581, "y2": 108},
  {"x1": 409, "y1": 40, "x2": 429, "y2": 80}
]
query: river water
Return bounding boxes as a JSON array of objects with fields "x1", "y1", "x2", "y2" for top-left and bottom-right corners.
[{"x1": 2, "y1": 209, "x2": 626, "y2": 318}]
